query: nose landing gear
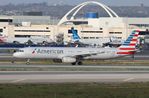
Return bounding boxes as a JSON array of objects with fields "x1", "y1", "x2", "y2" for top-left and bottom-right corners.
[
  {"x1": 26, "y1": 59, "x2": 30, "y2": 65},
  {"x1": 71, "y1": 61, "x2": 83, "y2": 65}
]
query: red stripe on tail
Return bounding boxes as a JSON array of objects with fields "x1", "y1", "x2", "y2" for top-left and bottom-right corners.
[
  {"x1": 131, "y1": 39, "x2": 137, "y2": 41},
  {"x1": 117, "y1": 51, "x2": 135, "y2": 55},
  {"x1": 129, "y1": 44, "x2": 136, "y2": 46},
  {"x1": 134, "y1": 34, "x2": 139, "y2": 37},
  {"x1": 119, "y1": 48, "x2": 135, "y2": 50}
]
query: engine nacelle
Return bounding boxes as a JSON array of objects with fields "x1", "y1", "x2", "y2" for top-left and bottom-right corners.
[{"x1": 62, "y1": 57, "x2": 76, "y2": 63}]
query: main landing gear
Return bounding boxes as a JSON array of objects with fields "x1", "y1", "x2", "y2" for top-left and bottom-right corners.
[
  {"x1": 71, "y1": 61, "x2": 83, "y2": 65},
  {"x1": 71, "y1": 56, "x2": 83, "y2": 65}
]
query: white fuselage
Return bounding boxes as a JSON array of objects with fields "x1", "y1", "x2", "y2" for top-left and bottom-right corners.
[{"x1": 13, "y1": 47, "x2": 123, "y2": 60}]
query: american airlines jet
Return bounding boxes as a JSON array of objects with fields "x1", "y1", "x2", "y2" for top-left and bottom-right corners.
[{"x1": 13, "y1": 30, "x2": 140, "y2": 65}]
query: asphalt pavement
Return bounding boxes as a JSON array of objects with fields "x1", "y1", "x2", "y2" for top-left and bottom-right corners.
[{"x1": 0, "y1": 71, "x2": 149, "y2": 83}]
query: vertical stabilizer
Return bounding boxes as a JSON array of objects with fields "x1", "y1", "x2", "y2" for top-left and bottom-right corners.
[
  {"x1": 71, "y1": 28, "x2": 80, "y2": 42},
  {"x1": 117, "y1": 30, "x2": 140, "y2": 55}
]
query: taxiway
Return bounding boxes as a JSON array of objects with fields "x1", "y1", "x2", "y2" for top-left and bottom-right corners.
[{"x1": 0, "y1": 70, "x2": 149, "y2": 83}]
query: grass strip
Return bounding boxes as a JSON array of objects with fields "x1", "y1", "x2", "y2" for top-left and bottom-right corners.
[{"x1": 0, "y1": 83, "x2": 149, "y2": 98}]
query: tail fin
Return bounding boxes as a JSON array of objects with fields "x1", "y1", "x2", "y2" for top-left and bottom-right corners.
[
  {"x1": 71, "y1": 29, "x2": 80, "y2": 41},
  {"x1": 117, "y1": 30, "x2": 140, "y2": 55}
]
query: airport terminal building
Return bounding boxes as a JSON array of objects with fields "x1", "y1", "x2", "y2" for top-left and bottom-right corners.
[{"x1": 0, "y1": 1, "x2": 149, "y2": 45}]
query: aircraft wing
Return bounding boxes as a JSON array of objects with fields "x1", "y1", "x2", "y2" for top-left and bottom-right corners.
[{"x1": 63, "y1": 51, "x2": 105, "y2": 58}]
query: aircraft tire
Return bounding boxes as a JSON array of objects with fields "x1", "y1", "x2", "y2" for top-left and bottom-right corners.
[
  {"x1": 77, "y1": 61, "x2": 83, "y2": 65},
  {"x1": 71, "y1": 62, "x2": 76, "y2": 65}
]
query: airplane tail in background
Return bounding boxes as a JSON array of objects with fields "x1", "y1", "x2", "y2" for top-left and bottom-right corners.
[
  {"x1": 71, "y1": 29, "x2": 80, "y2": 42},
  {"x1": 117, "y1": 30, "x2": 140, "y2": 55}
]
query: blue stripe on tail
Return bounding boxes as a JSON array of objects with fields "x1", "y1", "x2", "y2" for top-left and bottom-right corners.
[{"x1": 122, "y1": 30, "x2": 138, "y2": 46}]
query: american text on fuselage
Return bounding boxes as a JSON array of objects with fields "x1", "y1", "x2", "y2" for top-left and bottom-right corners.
[{"x1": 36, "y1": 49, "x2": 64, "y2": 54}]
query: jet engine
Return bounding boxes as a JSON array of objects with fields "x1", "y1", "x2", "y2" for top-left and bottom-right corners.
[{"x1": 62, "y1": 57, "x2": 76, "y2": 63}]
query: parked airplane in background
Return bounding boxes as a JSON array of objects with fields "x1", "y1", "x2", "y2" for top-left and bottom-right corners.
[
  {"x1": 0, "y1": 36, "x2": 53, "y2": 44},
  {"x1": 13, "y1": 30, "x2": 140, "y2": 65},
  {"x1": 70, "y1": 27, "x2": 122, "y2": 47}
]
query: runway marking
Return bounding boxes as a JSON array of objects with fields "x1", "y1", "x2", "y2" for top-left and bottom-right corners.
[
  {"x1": 11, "y1": 79, "x2": 26, "y2": 83},
  {"x1": 123, "y1": 78, "x2": 134, "y2": 82}
]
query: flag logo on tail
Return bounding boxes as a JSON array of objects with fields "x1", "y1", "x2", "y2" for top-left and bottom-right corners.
[{"x1": 117, "y1": 30, "x2": 140, "y2": 55}]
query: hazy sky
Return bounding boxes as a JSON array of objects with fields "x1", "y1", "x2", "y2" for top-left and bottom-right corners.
[{"x1": 0, "y1": 0, "x2": 148, "y2": 6}]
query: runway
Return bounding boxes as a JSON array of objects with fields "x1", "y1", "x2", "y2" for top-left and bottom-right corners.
[{"x1": 0, "y1": 71, "x2": 149, "y2": 83}]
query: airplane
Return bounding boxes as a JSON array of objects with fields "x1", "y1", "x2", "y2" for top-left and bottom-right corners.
[
  {"x1": 70, "y1": 27, "x2": 122, "y2": 47},
  {"x1": 0, "y1": 36, "x2": 53, "y2": 45},
  {"x1": 13, "y1": 30, "x2": 140, "y2": 65}
]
